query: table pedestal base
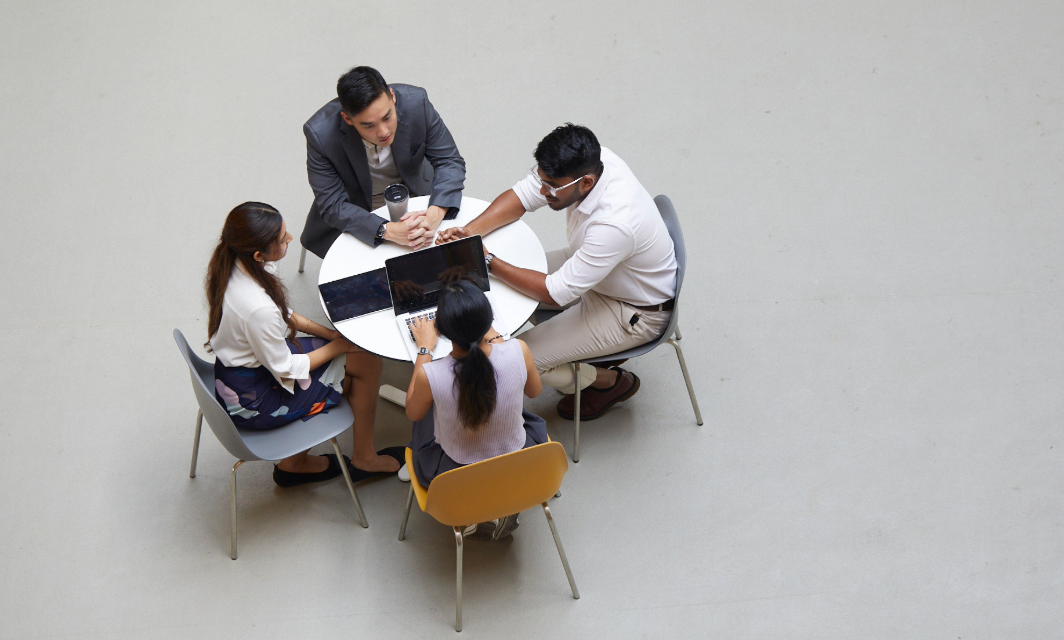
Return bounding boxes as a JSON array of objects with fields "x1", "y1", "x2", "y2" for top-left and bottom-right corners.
[{"x1": 378, "y1": 384, "x2": 407, "y2": 408}]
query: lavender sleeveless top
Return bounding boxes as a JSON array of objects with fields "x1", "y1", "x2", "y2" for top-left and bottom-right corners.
[{"x1": 422, "y1": 339, "x2": 528, "y2": 465}]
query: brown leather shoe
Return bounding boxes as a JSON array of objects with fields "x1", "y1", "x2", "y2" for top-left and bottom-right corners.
[
  {"x1": 557, "y1": 392, "x2": 575, "y2": 416},
  {"x1": 556, "y1": 364, "x2": 632, "y2": 415},
  {"x1": 557, "y1": 368, "x2": 640, "y2": 421}
]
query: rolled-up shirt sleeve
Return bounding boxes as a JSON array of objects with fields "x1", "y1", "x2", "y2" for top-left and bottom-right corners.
[
  {"x1": 511, "y1": 174, "x2": 548, "y2": 212},
  {"x1": 545, "y1": 222, "x2": 634, "y2": 306},
  {"x1": 245, "y1": 306, "x2": 311, "y2": 392}
]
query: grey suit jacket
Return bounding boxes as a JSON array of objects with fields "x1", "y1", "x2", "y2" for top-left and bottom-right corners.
[{"x1": 300, "y1": 84, "x2": 466, "y2": 257}]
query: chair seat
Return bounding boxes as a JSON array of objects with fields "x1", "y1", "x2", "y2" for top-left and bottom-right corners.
[
  {"x1": 238, "y1": 400, "x2": 354, "y2": 461},
  {"x1": 580, "y1": 339, "x2": 666, "y2": 364}
]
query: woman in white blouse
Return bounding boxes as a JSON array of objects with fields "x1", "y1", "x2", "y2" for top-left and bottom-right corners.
[{"x1": 206, "y1": 202, "x2": 402, "y2": 486}]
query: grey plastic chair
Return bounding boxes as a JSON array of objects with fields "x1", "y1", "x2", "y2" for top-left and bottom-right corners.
[
  {"x1": 532, "y1": 195, "x2": 703, "y2": 462},
  {"x1": 173, "y1": 329, "x2": 368, "y2": 560}
]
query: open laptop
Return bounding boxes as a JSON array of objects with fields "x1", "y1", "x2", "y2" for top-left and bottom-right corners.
[{"x1": 384, "y1": 235, "x2": 510, "y2": 362}]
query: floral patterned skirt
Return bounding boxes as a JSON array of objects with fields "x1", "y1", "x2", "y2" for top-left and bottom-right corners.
[{"x1": 214, "y1": 337, "x2": 346, "y2": 430}]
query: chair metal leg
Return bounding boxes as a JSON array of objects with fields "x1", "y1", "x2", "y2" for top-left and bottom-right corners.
[
  {"x1": 398, "y1": 484, "x2": 414, "y2": 540},
  {"x1": 674, "y1": 325, "x2": 683, "y2": 340},
  {"x1": 189, "y1": 409, "x2": 203, "y2": 478},
  {"x1": 572, "y1": 363, "x2": 581, "y2": 463},
  {"x1": 667, "y1": 337, "x2": 703, "y2": 426},
  {"x1": 298, "y1": 246, "x2": 307, "y2": 273},
  {"x1": 453, "y1": 526, "x2": 464, "y2": 632},
  {"x1": 230, "y1": 460, "x2": 245, "y2": 560},
  {"x1": 330, "y1": 439, "x2": 368, "y2": 528},
  {"x1": 542, "y1": 503, "x2": 580, "y2": 599}
]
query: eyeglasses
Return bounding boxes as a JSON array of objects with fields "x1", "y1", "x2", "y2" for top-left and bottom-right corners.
[{"x1": 529, "y1": 164, "x2": 587, "y2": 198}]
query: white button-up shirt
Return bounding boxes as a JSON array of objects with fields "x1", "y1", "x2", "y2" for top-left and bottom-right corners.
[
  {"x1": 208, "y1": 262, "x2": 310, "y2": 393},
  {"x1": 512, "y1": 147, "x2": 677, "y2": 307}
]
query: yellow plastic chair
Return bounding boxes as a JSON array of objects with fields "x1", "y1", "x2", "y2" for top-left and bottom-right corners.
[{"x1": 397, "y1": 442, "x2": 580, "y2": 631}]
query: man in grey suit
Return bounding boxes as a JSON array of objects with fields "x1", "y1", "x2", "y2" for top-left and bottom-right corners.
[
  {"x1": 300, "y1": 66, "x2": 466, "y2": 257},
  {"x1": 297, "y1": 67, "x2": 465, "y2": 479}
]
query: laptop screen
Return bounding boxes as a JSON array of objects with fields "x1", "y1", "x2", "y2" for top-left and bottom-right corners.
[
  {"x1": 384, "y1": 236, "x2": 490, "y2": 314},
  {"x1": 318, "y1": 267, "x2": 392, "y2": 322}
]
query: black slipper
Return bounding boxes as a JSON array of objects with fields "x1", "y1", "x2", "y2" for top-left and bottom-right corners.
[
  {"x1": 273, "y1": 453, "x2": 343, "y2": 488},
  {"x1": 345, "y1": 447, "x2": 406, "y2": 482},
  {"x1": 378, "y1": 446, "x2": 406, "y2": 466}
]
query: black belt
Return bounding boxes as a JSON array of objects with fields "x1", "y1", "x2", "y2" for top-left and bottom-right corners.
[{"x1": 629, "y1": 299, "x2": 675, "y2": 312}]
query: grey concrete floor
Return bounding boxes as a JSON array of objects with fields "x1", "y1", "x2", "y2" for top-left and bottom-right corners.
[{"x1": 2, "y1": 1, "x2": 1062, "y2": 638}]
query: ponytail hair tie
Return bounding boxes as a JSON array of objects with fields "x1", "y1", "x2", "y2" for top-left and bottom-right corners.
[{"x1": 469, "y1": 340, "x2": 479, "y2": 351}]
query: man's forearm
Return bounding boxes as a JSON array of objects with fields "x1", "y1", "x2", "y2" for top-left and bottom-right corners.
[
  {"x1": 491, "y1": 257, "x2": 558, "y2": 306},
  {"x1": 466, "y1": 189, "x2": 526, "y2": 237}
]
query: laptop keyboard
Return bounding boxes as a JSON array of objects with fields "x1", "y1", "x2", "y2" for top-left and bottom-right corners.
[{"x1": 404, "y1": 311, "x2": 436, "y2": 343}]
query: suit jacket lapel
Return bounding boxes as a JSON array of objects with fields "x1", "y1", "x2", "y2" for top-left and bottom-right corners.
[
  {"x1": 340, "y1": 119, "x2": 373, "y2": 207},
  {"x1": 391, "y1": 95, "x2": 413, "y2": 182}
]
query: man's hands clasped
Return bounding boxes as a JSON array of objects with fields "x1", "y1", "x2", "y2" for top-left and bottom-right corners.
[{"x1": 386, "y1": 205, "x2": 449, "y2": 250}]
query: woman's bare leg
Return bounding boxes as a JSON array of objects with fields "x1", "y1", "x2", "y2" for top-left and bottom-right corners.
[{"x1": 344, "y1": 347, "x2": 399, "y2": 472}]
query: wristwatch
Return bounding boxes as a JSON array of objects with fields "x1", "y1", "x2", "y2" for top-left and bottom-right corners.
[
  {"x1": 485, "y1": 252, "x2": 495, "y2": 272},
  {"x1": 374, "y1": 222, "x2": 388, "y2": 246},
  {"x1": 417, "y1": 346, "x2": 430, "y2": 356}
]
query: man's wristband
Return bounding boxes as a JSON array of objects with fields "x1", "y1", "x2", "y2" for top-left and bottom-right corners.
[{"x1": 374, "y1": 222, "x2": 387, "y2": 246}]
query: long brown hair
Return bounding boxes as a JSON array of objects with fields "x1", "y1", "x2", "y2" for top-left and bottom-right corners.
[
  {"x1": 205, "y1": 202, "x2": 295, "y2": 350},
  {"x1": 434, "y1": 281, "x2": 496, "y2": 430}
]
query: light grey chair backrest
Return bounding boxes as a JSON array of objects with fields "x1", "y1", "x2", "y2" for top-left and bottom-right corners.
[
  {"x1": 584, "y1": 194, "x2": 687, "y2": 364},
  {"x1": 173, "y1": 329, "x2": 260, "y2": 461},
  {"x1": 655, "y1": 193, "x2": 686, "y2": 335}
]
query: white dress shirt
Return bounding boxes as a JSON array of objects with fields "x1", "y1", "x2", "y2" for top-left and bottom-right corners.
[
  {"x1": 364, "y1": 138, "x2": 403, "y2": 210},
  {"x1": 208, "y1": 262, "x2": 310, "y2": 393},
  {"x1": 511, "y1": 147, "x2": 677, "y2": 307}
]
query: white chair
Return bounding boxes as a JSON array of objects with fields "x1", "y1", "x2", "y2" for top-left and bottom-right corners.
[{"x1": 174, "y1": 329, "x2": 367, "y2": 560}]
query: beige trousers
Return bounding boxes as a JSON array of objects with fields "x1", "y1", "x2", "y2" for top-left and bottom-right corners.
[{"x1": 520, "y1": 249, "x2": 671, "y2": 394}]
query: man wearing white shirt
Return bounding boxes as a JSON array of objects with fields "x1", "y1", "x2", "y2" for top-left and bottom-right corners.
[{"x1": 437, "y1": 124, "x2": 677, "y2": 420}]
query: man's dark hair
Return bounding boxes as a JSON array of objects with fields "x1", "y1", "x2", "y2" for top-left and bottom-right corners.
[
  {"x1": 534, "y1": 123, "x2": 603, "y2": 180},
  {"x1": 337, "y1": 66, "x2": 390, "y2": 116}
]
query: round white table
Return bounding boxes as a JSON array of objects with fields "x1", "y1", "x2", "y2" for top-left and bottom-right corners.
[{"x1": 318, "y1": 195, "x2": 547, "y2": 361}]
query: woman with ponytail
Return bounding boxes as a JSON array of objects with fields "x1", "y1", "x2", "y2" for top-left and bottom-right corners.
[
  {"x1": 405, "y1": 280, "x2": 546, "y2": 539},
  {"x1": 206, "y1": 202, "x2": 402, "y2": 487}
]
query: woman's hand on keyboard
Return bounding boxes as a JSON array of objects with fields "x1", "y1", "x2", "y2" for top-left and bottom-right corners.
[{"x1": 410, "y1": 316, "x2": 439, "y2": 352}]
